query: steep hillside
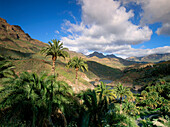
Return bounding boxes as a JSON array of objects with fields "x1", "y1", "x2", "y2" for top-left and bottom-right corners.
[
  {"x1": 0, "y1": 17, "x2": 47, "y2": 56},
  {"x1": 127, "y1": 53, "x2": 170, "y2": 63},
  {"x1": 113, "y1": 60, "x2": 170, "y2": 89}
]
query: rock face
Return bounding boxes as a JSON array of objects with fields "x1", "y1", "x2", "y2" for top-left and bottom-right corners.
[
  {"x1": 0, "y1": 17, "x2": 47, "y2": 53},
  {"x1": 0, "y1": 17, "x2": 31, "y2": 41}
]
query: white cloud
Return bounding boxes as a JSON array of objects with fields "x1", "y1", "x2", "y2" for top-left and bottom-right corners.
[
  {"x1": 61, "y1": 0, "x2": 153, "y2": 56},
  {"x1": 121, "y1": 0, "x2": 170, "y2": 35}
]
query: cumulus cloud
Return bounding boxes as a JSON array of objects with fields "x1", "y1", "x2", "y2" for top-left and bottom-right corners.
[
  {"x1": 61, "y1": 0, "x2": 153, "y2": 56},
  {"x1": 121, "y1": 0, "x2": 170, "y2": 35},
  {"x1": 156, "y1": 23, "x2": 170, "y2": 36}
]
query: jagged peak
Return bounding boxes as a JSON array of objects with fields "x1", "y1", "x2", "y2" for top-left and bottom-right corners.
[{"x1": 0, "y1": 17, "x2": 7, "y2": 23}]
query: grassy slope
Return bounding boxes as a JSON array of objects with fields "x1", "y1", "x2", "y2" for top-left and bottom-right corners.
[
  {"x1": 10, "y1": 58, "x2": 92, "y2": 86},
  {"x1": 0, "y1": 46, "x2": 34, "y2": 59},
  {"x1": 86, "y1": 61, "x2": 122, "y2": 80}
]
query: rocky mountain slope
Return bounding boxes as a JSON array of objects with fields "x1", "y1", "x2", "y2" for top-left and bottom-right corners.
[
  {"x1": 0, "y1": 17, "x2": 47, "y2": 55},
  {"x1": 127, "y1": 53, "x2": 170, "y2": 63}
]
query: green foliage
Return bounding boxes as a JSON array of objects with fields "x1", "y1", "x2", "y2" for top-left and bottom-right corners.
[
  {"x1": 41, "y1": 39, "x2": 69, "y2": 61},
  {"x1": 78, "y1": 88, "x2": 112, "y2": 126},
  {"x1": 87, "y1": 61, "x2": 122, "y2": 80},
  {"x1": 67, "y1": 56, "x2": 88, "y2": 72},
  {"x1": 122, "y1": 100, "x2": 139, "y2": 116},
  {"x1": 140, "y1": 79, "x2": 170, "y2": 110},
  {"x1": 114, "y1": 83, "x2": 134, "y2": 102},
  {"x1": 0, "y1": 60, "x2": 15, "y2": 78},
  {"x1": 0, "y1": 72, "x2": 74, "y2": 126},
  {"x1": 95, "y1": 81, "x2": 116, "y2": 101}
]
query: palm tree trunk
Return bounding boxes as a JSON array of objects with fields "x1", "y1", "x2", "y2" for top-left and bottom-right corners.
[
  {"x1": 58, "y1": 109, "x2": 67, "y2": 127},
  {"x1": 75, "y1": 68, "x2": 78, "y2": 85},
  {"x1": 52, "y1": 60, "x2": 55, "y2": 75},
  {"x1": 120, "y1": 96, "x2": 123, "y2": 114}
]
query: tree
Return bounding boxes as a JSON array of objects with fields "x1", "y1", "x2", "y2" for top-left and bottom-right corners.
[
  {"x1": 0, "y1": 72, "x2": 74, "y2": 126},
  {"x1": 114, "y1": 83, "x2": 133, "y2": 103},
  {"x1": 122, "y1": 100, "x2": 139, "y2": 116},
  {"x1": 79, "y1": 89, "x2": 110, "y2": 126},
  {"x1": 0, "y1": 60, "x2": 15, "y2": 79},
  {"x1": 95, "y1": 81, "x2": 116, "y2": 101},
  {"x1": 141, "y1": 90, "x2": 148, "y2": 100},
  {"x1": 114, "y1": 83, "x2": 133, "y2": 113},
  {"x1": 67, "y1": 56, "x2": 88, "y2": 84},
  {"x1": 41, "y1": 39, "x2": 69, "y2": 75}
]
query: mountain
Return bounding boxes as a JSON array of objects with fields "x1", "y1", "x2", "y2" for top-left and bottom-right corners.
[
  {"x1": 126, "y1": 53, "x2": 170, "y2": 63},
  {"x1": 87, "y1": 51, "x2": 136, "y2": 68},
  {"x1": 88, "y1": 51, "x2": 106, "y2": 58},
  {"x1": 88, "y1": 51, "x2": 118, "y2": 58},
  {"x1": 0, "y1": 17, "x2": 47, "y2": 57}
]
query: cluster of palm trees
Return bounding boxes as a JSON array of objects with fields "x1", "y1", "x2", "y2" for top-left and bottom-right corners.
[{"x1": 41, "y1": 39, "x2": 88, "y2": 84}]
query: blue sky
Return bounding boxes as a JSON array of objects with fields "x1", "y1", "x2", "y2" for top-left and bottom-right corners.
[{"x1": 0, "y1": 0, "x2": 170, "y2": 58}]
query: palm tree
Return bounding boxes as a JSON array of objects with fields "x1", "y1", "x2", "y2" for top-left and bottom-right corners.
[
  {"x1": 41, "y1": 39, "x2": 69, "y2": 75},
  {"x1": 122, "y1": 100, "x2": 139, "y2": 116},
  {"x1": 95, "y1": 81, "x2": 116, "y2": 101},
  {"x1": 79, "y1": 89, "x2": 110, "y2": 126},
  {"x1": 114, "y1": 83, "x2": 133, "y2": 113},
  {"x1": 66, "y1": 56, "x2": 88, "y2": 84},
  {"x1": 0, "y1": 72, "x2": 74, "y2": 126},
  {"x1": 0, "y1": 60, "x2": 15, "y2": 78},
  {"x1": 141, "y1": 90, "x2": 148, "y2": 100},
  {"x1": 114, "y1": 83, "x2": 133, "y2": 102}
]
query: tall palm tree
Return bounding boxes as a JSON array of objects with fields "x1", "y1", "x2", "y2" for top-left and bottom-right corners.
[
  {"x1": 41, "y1": 39, "x2": 69, "y2": 75},
  {"x1": 66, "y1": 56, "x2": 88, "y2": 84}
]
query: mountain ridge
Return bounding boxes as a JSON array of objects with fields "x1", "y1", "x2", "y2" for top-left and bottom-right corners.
[
  {"x1": 0, "y1": 17, "x2": 47, "y2": 54},
  {"x1": 87, "y1": 51, "x2": 118, "y2": 58},
  {"x1": 126, "y1": 53, "x2": 170, "y2": 62}
]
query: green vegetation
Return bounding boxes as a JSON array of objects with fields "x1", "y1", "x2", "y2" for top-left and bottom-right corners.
[
  {"x1": 67, "y1": 56, "x2": 88, "y2": 84},
  {"x1": 0, "y1": 39, "x2": 169, "y2": 126},
  {"x1": 41, "y1": 39, "x2": 69, "y2": 75},
  {"x1": 87, "y1": 61, "x2": 122, "y2": 80}
]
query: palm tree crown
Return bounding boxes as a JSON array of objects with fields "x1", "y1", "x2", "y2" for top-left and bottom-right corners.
[
  {"x1": 41, "y1": 39, "x2": 69, "y2": 74},
  {"x1": 67, "y1": 56, "x2": 88, "y2": 72},
  {"x1": 114, "y1": 83, "x2": 133, "y2": 102}
]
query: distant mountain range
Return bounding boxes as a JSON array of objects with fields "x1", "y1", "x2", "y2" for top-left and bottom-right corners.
[
  {"x1": 126, "y1": 53, "x2": 170, "y2": 63},
  {"x1": 88, "y1": 51, "x2": 170, "y2": 63},
  {"x1": 87, "y1": 51, "x2": 118, "y2": 58}
]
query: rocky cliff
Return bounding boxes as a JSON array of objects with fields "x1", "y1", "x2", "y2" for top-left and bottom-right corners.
[{"x1": 0, "y1": 17, "x2": 47, "y2": 54}]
